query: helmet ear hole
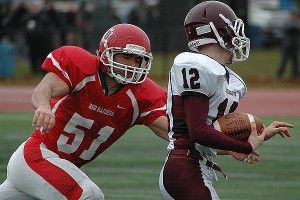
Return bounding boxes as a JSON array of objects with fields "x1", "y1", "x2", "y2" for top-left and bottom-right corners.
[
  {"x1": 218, "y1": 29, "x2": 227, "y2": 37},
  {"x1": 218, "y1": 28, "x2": 231, "y2": 47}
]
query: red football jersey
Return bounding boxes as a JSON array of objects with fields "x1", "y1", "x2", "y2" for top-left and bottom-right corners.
[{"x1": 31, "y1": 46, "x2": 167, "y2": 167}]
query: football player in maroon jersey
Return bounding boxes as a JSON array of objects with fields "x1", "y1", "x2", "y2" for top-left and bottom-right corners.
[
  {"x1": 159, "y1": 1, "x2": 293, "y2": 200},
  {"x1": 0, "y1": 24, "x2": 168, "y2": 200}
]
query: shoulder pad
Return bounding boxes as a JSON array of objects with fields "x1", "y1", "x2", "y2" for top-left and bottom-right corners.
[
  {"x1": 60, "y1": 46, "x2": 100, "y2": 75},
  {"x1": 174, "y1": 52, "x2": 226, "y2": 77}
]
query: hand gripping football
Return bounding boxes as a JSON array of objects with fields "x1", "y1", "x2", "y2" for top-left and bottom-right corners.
[{"x1": 213, "y1": 112, "x2": 264, "y2": 141}]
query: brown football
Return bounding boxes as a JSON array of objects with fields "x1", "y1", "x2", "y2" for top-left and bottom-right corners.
[{"x1": 213, "y1": 112, "x2": 264, "y2": 141}]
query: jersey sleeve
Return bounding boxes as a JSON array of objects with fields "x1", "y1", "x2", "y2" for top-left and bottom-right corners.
[
  {"x1": 226, "y1": 66, "x2": 247, "y2": 99},
  {"x1": 135, "y1": 79, "x2": 167, "y2": 126},
  {"x1": 41, "y1": 46, "x2": 100, "y2": 92},
  {"x1": 184, "y1": 95, "x2": 252, "y2": 154},
  {"x1": 171, "y1": 52, "x2": 225, "y2": 98}
]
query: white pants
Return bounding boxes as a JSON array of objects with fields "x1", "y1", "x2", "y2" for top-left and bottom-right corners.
[
  {"x1": 0, "y1": 140, "x2": 104, "y2": 200},
  {"x1": 0, "y1": 179, "x2": 36, "y2": 200}
]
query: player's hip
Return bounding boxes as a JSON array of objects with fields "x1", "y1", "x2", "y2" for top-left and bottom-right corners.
[
  {"x1": 7, "y1": 139, "x2": 67, "y2": 199},
  {"x1": 159, "y1": 150, "x2": 219, "y2": 200},
  {"x1": 7, "y1": 138, "x2": 100, "y2": 199}
]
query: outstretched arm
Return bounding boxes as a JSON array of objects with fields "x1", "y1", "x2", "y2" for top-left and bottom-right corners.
[
  {"x1": 217, "y1": 121, "x2": 264, "y2": 164},
  {"x1": 148, "y1": 116, "x2": 169, "y2": 141},
  {"x1": 31, "y1": 72, "x2": 69, "y2": 133},
  {"x1": 218, "y1": 121, "x2": 294, "y2": 163}
]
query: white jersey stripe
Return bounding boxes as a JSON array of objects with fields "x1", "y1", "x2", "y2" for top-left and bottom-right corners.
[
  {"x1": 52, "y1": 76, "x2": 96, "y2": 114},
  {"x1": 72, "y1": 75, "x2": 96, "y2": 94},
  {"x1": 126, "y1": 90, "x2": 139, "y2": 126},
  {"x1": 140, "y1": 104, "x2": 166, "y2": 117},
  {"x1": 52, "y1": 95, "x2": 68, "y2": 114},
  {"x1": 47, "y1": 53, "x2": 72, "y2": 87}
]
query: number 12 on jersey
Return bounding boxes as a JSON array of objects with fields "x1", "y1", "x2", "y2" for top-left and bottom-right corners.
[{"x1": 182, "y1": 68, "x2": 200, "y2": 89}]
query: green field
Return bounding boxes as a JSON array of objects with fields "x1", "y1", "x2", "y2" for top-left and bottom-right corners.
[{"x1": 0, "y1": 113, "x2": 299, "y2": 200}]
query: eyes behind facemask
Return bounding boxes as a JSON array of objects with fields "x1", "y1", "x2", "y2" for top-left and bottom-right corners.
[{"x1": 100, "y1": 47, "x2": 153, "y2": 84}]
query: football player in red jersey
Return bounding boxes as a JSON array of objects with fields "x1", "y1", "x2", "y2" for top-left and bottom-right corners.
[
  {"x1": 0, "y1": 24, "x2": 168, "y2": 200},
  {"x1": 159, "y1": 1, "x2": 294, "y2": 200}
]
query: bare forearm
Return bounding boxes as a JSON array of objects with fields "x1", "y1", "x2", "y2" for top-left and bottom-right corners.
[
  {"x1": 149, "y1": 116, "x2": 169, "y2": 141},
  {"x1": 31, "y1": 72, "x2": 69, "y2": 110},
  {"x1": 31, "y1": 72, "x2": 69, "y2": 133},
  {"x1": 31, "y1": 83, "x2": 52, "y2": 110}
]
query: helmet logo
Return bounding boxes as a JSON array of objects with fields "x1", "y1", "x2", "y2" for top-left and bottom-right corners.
[
  {"x1": 196, "y1": 25, "x2": 211, "y2": 36},
  {"x1": 188, "y1": 38, "x2": 217, "y2": 51},
  {"x1": 189, "y1": 40, "x2": 202, "y2": 49},
  {"x1": 126, "y1": 44, "x2": 146, "y2": 52},
  {"x1": 101, "y1": 27, "x2": 115, "y2": 46}
]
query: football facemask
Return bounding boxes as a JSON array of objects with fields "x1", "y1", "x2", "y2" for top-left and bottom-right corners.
[
  {"x1": 216, "y1": 14, "x2": 250, "y2": 62},
  {"x1": 100, "y1": 46, "x2": 152, "y2": 84}
]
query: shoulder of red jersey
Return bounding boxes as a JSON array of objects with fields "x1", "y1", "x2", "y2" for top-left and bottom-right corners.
[
  {"x1": 43, "y1": 46, "x2": 101, "y2": 75},
  {"x1": 131, "y1": 78, "x2": 167, "y2": 100},
  {"x1": 173, "y1": 52, "x2": 226, "y2": 77},
  {"x1": 129, "y1": 78, "x2": 167, "y2": 126}
]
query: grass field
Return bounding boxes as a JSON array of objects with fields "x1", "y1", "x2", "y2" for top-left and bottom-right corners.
[{"x1": 0, "y1": 113, "x2": 299, "y2": 200}]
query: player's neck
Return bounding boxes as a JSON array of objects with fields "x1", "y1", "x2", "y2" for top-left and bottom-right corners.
[
  {"x1": 199, "y1": 44, "x2": 230, "y2": 65},
  {"x1": 105, "y1": 75, "x2": 123, "y2": 95}
]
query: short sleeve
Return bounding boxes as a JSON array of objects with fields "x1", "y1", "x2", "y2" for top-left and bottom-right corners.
[
  {"x1": 134, "y1": 79, "x2": 167, "y2": 126},
  {"x1": 41, "y1": 46, "x2": 100, "y2": 92}
]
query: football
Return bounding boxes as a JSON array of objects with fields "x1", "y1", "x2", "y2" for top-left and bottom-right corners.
[{"x1": 213, "y1": 112, "x2": 264, "y2": 141}]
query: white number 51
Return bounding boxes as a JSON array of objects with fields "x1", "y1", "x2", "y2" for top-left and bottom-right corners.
[{"x1": 57, "y1": 113, "x2": 114, "y2": 160}]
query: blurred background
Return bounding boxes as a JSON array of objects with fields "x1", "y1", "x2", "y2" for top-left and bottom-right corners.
[
  {"x1": 0, "y1": 0, "x2": 300, "y2": 87},
  {"x1": 0, "y1": 1, "x2": 299, "y2": 199}
]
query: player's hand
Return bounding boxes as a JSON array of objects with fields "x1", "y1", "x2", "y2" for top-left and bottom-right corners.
[
  {"x1": 247, "y1": 121, "x2": 265, "y2": 152},
  {"x1": 32, "y1": 103, "x2": 55, "y2": 133},
  {"x1": 229, "y1": 151, "x2": 260, "y2": 164},
  {"x1": 264, "y1": 121, "x2": 293, "y2": 141}
]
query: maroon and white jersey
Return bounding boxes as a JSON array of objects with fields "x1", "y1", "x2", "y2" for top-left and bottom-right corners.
[
  {"x1": 167, "y1": 52, "x2": 247, "y2": 160},
  {"x1": 31, "y1": 46, "x2": 167, "y2": 167}
]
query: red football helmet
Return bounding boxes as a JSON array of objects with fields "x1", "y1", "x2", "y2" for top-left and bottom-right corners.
[
  {"x1": 184, "y1": 1, "x2": 250, "y2": 63},
  {"x1": 98, "y1": 24, "x2": 153, "y2": 84}
]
